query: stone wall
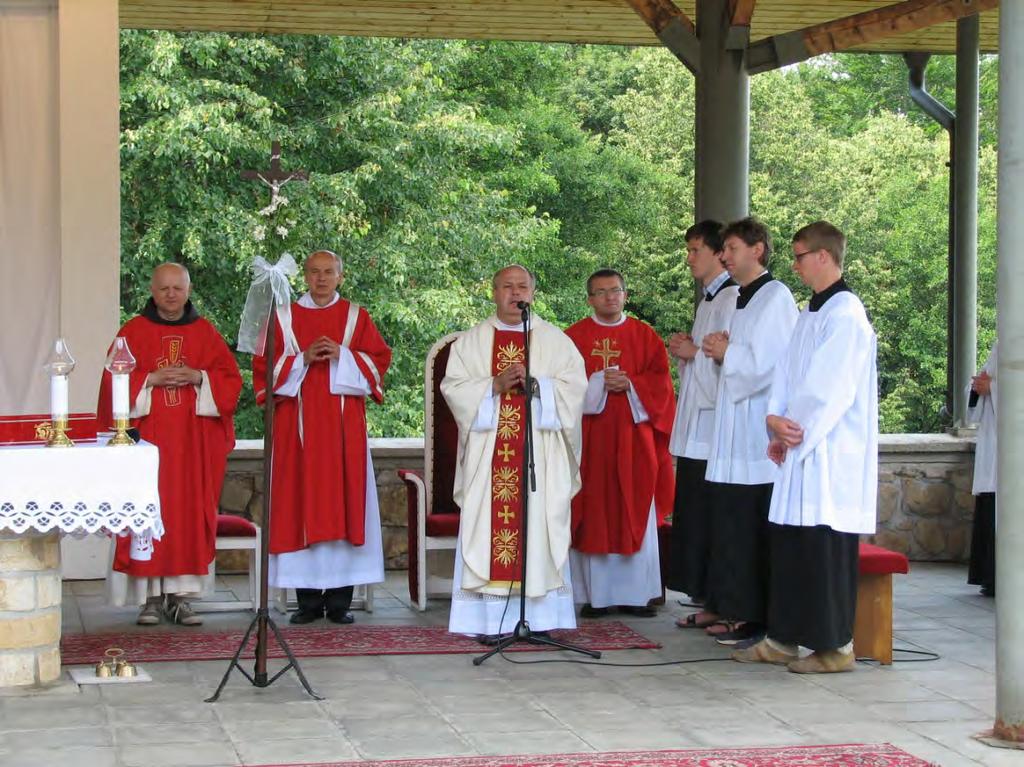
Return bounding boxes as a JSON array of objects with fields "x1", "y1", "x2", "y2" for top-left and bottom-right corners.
[
  {"x1": 219, "y1": 433, "x2": 977, "y2": 571},
  {"x1": 871, "y1": 433, "x2": 976, "y2": 561}
]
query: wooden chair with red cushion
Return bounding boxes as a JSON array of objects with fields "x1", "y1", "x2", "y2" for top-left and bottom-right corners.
[{"x1": 398, "y1": 332, "x2": 463, "y2": 611}]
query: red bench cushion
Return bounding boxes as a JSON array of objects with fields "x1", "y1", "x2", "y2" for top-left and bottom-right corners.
[
  {"x1": 217, "y1": 514, "x2": 257, "y2": 537},
  {"x1": 858, "y1": 542, "x2": 909, "y2": 576}
]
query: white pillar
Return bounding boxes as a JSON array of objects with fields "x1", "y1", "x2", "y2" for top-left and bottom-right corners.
[{"x1": 995, "y1": 0, "x2": 1024, "y2": 743}]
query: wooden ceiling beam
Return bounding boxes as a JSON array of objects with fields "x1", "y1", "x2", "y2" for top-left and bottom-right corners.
[
  {"x1": 748, "y1": 0, "x2": 999, "y2": 74},
  {"x1": 623, "y1": 0, "x2": 700, "y2": 74},
  {"x1": 729, "y1": 0, "x2": 756, "y2": 26}
]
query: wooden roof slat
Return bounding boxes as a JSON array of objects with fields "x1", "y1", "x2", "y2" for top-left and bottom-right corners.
[{"x1": 118, "y1": 0, "x2": 1000, "y2": 54}]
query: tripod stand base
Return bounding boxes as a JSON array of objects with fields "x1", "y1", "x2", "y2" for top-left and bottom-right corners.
[
  {"x1": 472, "y1": 620, "x2": 602, "y2": 666},
  {"x1": 205, "y1": 610, "x2": 323, "y2": 702}
]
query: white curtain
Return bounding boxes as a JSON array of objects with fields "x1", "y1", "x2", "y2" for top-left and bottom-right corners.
[{"x1": 0, "y1": 0, "x2": 60, "y2": 415}]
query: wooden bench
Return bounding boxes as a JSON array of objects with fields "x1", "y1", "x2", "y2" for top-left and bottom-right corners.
[{"x1": 854, "y1": 542, "x2": 910, "y2": 665}]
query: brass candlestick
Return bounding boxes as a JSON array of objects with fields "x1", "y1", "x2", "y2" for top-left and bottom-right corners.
[
  {"x1": 46, "y1": 417, "x2": 74, "y2": 448},
  {"x1": 107, "y1": 417, "x2": 136, "y2": 447}
]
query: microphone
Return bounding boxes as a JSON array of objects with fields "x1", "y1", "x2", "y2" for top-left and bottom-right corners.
[{"x1": 516, "y1": 301, "x2": 531, "y2": 310}]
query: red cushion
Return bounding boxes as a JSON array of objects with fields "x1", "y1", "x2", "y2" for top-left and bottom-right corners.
[
  {"x1": 425, "y1": 513, "x2": 460, "y2": 538},
  {"x1": 217, "y1": 514, "x2": 257, "y2": 537},
  {"x1": 858, "y1": 542, "x2": 909, "y2": 576}
]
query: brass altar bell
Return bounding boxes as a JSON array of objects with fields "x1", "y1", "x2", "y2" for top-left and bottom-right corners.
[{"x1": 95, "y1": 647, "x2": 137, "y2": 678}]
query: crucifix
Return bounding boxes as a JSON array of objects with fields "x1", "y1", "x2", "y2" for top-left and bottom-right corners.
[{"x1": 207, "y1": 141, "x2": 320, "y2": 703}]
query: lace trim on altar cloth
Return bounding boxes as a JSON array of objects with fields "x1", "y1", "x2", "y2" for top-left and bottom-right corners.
[{"x1": 0, "y1": 500, "x2": 164, "y2": 538}]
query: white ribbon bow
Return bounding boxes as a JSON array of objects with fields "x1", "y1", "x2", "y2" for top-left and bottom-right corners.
[{"x1": 237, "y1": 253, "x2": 299, "y2": 356}]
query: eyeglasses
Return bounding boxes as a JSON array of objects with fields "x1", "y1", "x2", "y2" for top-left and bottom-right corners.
[
  {"x1": 590, "y1": 287, "x2": 625, "y2": 298},
  {"x1": 792, "y1": 249, "x2": 817, "y2": 262}
]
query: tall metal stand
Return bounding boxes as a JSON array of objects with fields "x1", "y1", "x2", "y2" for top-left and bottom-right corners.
[
  {"x1": 207, "y1": 304, "x2": 321, "y2": 701},
  {"x1": 474, "y1": 303, "x2": 600, "y2": 666}
]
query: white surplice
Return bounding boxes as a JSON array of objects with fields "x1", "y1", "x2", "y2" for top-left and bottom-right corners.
[
  {"x1": 669, "y1": 271, "x2": 739, "y2": 460},
  {"x1": 967, "y1": 341, "x2": 997, "y2": 495},
  {"x1": 267, "y1": 292, "x2": 385, "y2": 590},
  {"x1": 569, "y1": 314, "x2": 661, "y2": 609},
  {"x1": 442, "y1": 315, "x2": 586, "y2": 635},
  {"x1": 705, "y1": 276, "x2": 798, "y2": 485},
  {"x1": 766, "y1": 290, "x2": 878, "y2": 534}
]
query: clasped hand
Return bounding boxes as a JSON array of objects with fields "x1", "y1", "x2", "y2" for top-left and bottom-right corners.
[
  {"x1": 701, "y1": 331, "x2": 729, "y2": 363},
  {"x1": 493, "y1": 363, "x2": 526, "y2": 395},
  {"x1": 972, "y1": 371, "x2": 992, "y2": 397},
  {"x1": 303, "y1": 336, "x2": 341, "y2": 364},
  {"x1": 148, "y1": 362, "x2": 201, "y2": 389},
  {"x1": 766, "y1": 414, "x2": 804, "y2": 466},
  {"x1": 667, "y1": 332, "x2": 699, "y2": 361},
  {"x1": 603, "y1": 367, "x2": 630, "y2": 393}
]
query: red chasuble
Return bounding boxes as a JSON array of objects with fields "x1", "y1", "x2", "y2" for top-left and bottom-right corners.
[
  {"x1": 565, "y1": 316, "x2": 675, "y2": 555},
  {"x1": 489, "y1": 330, "x2": 527, "y2": 583},
  {"x1": 253, "y1": 298, "x2": 391, "y2": 555},
  {"x1": 97, "y1": 311, "x2": 242, "y2": 577}
]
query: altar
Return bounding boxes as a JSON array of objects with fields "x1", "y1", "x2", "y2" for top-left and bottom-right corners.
[{"x1": 0, "y1": 440, "x2": 162, "y2": 687}]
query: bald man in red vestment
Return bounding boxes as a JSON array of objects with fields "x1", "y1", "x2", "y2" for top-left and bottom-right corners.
[{"x1": 98, "y1": 263, "x2": 241, "y2": 626}]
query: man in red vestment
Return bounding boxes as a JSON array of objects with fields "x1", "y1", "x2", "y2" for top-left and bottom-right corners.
[
  {"x1": 97, "y1": 263, "x2": 241, "y2": 626},
  {"x1": 254, "y1": 250, "x2": 392, "y2": 625},
  {"x1": 565, "y1": 269, "x2": 675, "y2": 617}
]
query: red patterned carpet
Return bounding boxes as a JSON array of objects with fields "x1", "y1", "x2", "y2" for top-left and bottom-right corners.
[
  {"x1": 249, "y1": 744, "x2": 934, "y2": 767},
  {"x1": 60, "y1": 621, "x2": 658, "y2": 665}
]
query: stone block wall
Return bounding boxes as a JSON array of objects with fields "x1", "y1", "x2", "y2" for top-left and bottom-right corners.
[
  {"x1": 870, "y1": 433, "x2": 976, "y2": 561},
  {"x1": 0, "y1": 531, "x2": 63, "y2": 686},
  {"x1": 219, "y1": 433, "x2": 977, "y2": 570}
]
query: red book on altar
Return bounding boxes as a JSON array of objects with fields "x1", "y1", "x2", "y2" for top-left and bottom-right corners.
[{"x1": 0, "y1": 413, "x2": 98, "y2": 445}]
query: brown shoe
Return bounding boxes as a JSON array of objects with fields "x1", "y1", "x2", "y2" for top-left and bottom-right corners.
[
  {"x1": 731, "y1": 639, "x2": 796, "y2": 665},
  {"x1": 787, "y1": 649, "x2": 855, "y2": 674}
]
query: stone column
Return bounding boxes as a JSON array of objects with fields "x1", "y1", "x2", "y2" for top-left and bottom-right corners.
[
  {"x1": 995, "y1": 0, "x2": 1024, "y2": 742},
  {"x1": 0, "y1": 531, "x2": 63, "y2": 686}
]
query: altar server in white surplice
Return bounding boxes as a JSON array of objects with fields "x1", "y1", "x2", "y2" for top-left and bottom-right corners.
[
  {"x1": 441, "y1": 265, "x2": 587, "y2": 637},
  {"x1": 701, "y1": 217, "x2": 798, "y2": 647},
  {"x1": 966, "y1": 340, "x2": 997, "y2": 597},
  {"x1": 666, "y1": 220, "x2": 738, "y2": 630},
  {"x1": 734, "y1": 221, "x2": 878, "y2": 674}
]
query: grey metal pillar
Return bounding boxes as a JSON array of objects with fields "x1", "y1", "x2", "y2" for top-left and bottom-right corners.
[
  {"x1": 694, "y1": 0, "x2": 749, "y2": 224},
  {"x1": 995, "y1": 0, "x2": 1024, "y2": 743},
  {"x1": 953, "y1": 15, "x2": 979, "y2": 428}
]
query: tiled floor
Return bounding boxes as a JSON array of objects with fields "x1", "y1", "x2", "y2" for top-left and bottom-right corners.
[{"x1": 2, "y1": 563, "x2": 1018, "y2": 767}]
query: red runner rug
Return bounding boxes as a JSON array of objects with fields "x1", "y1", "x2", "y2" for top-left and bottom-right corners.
[
  {"x1": 60, "y1": 621, "x2": 658, "y2": 665},
  {"x1": 249, "y1": 744, "x2": 933, "y2": 767}
]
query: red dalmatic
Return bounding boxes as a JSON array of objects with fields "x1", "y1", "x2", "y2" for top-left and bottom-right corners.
[
  {"x1": 489, "y1": 331, "x2": 526, "y2": 582},
  {"x1": 97, "y1": 316, "x2": 241, "y2": 577},
  {"x1": 254, "y1": 299, "x2": 391, "y2": 555},
  {"x1": 564, "y1": 317, "x2": 675, "y2": 555}
]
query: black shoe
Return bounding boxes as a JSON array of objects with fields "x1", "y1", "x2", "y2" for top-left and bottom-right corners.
[
  {"x1": 715, "y1": 622, "x2": 766, "y2": 647},
  {"x1": 580, "y1": 604, "x2": 611, "y2": 618},
  {"x1": 980, "y1": 585, "x2": 996, "y2": 597},
  {"x1": 326, "y1": 610, "x2": 355, "y2": 625},
  {"x1": 289, "y1": 609, "x2": 323, "y2": 625},
  {"x1": 619, "y1": 605, "x2": 657, "y2": 617}
]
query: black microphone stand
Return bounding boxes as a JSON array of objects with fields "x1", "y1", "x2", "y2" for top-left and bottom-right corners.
[{"x1": 474, "y1": 302, "x2": 601, "y2": 665}]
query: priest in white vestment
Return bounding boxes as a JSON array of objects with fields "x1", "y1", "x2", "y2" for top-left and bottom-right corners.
[
  {"x1": 966, "y1": 341, "x2": 997, "y2": 596},
  {"x1": 734, "y1": 221, "x2": 877, "y2": 674},
  {"x1": 701, "y1": 217, "x2": 798, "y2": 646},
  {"x1": 666, "y1": 220, "x2": 739, "y2": 629},
  {"x1": 441, "y1": 265, "x2": 587, "y2": 636}
]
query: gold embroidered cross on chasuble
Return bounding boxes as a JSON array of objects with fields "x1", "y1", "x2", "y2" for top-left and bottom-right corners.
[{"x1": 489, "y1": 330, "x2": 527, "y2": 584}]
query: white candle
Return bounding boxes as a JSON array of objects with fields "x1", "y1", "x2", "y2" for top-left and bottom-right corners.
[
  {"x1": 51, "y1": 374, "x2": 69, "y2": 420},
  {"x1": 112, "y1": 373, "x2": 130, "y2": 419}
]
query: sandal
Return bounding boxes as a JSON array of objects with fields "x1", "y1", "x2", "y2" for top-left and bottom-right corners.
[
  {"x1": 705, "y1": 620, "x2": 739, "y2": 637},
  {"x1": 675, "y1": 611, "x2": 720, "y2": 629}
]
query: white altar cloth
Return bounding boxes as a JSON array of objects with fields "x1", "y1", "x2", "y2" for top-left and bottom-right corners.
[{"x1": 0, "y1": 441, "x2": 163, "y2": 558}]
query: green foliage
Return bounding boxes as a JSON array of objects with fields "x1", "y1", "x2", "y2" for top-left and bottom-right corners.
[{"x1": 119, "y1": 33, "x2": 998, "y2": 437}]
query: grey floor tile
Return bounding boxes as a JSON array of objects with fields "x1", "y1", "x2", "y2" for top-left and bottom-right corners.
[
  {"x1": 461, "y1": 728, "x2": 594, "y2": 756},
  {"x1": 1, "y1": 726, "x2": 113, "y2": 749},
  {"x1": 868, "y1": 699, "x2": 994, "y2": 723},
  {"x1": 233, "y1": 735, "x2": 357, "y2": 765},
  {"x1": 351, "y1": 731, "x2": 476, "y2": 760},
  {"x1": 0, "y1": 702, "x2": 107, "y2": 731},
  {"x1": 211, "y1": 700, "x2": 328, "y2": 722},
  {"x1": 447, "y1": 706, "x2": 563, "y2": 733},
  {"x1": 222, "y1": 717, "x2": 344, "y2": 742},
  {"x1": 0, "y1": 746, "x2": 118, "y2": 767},
  {"x1": 119, "y1": 741, "x2": 241, "y2": 767},
  {"x1": 114, "y1": 722, "x2": 229, "y2": 745}
]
